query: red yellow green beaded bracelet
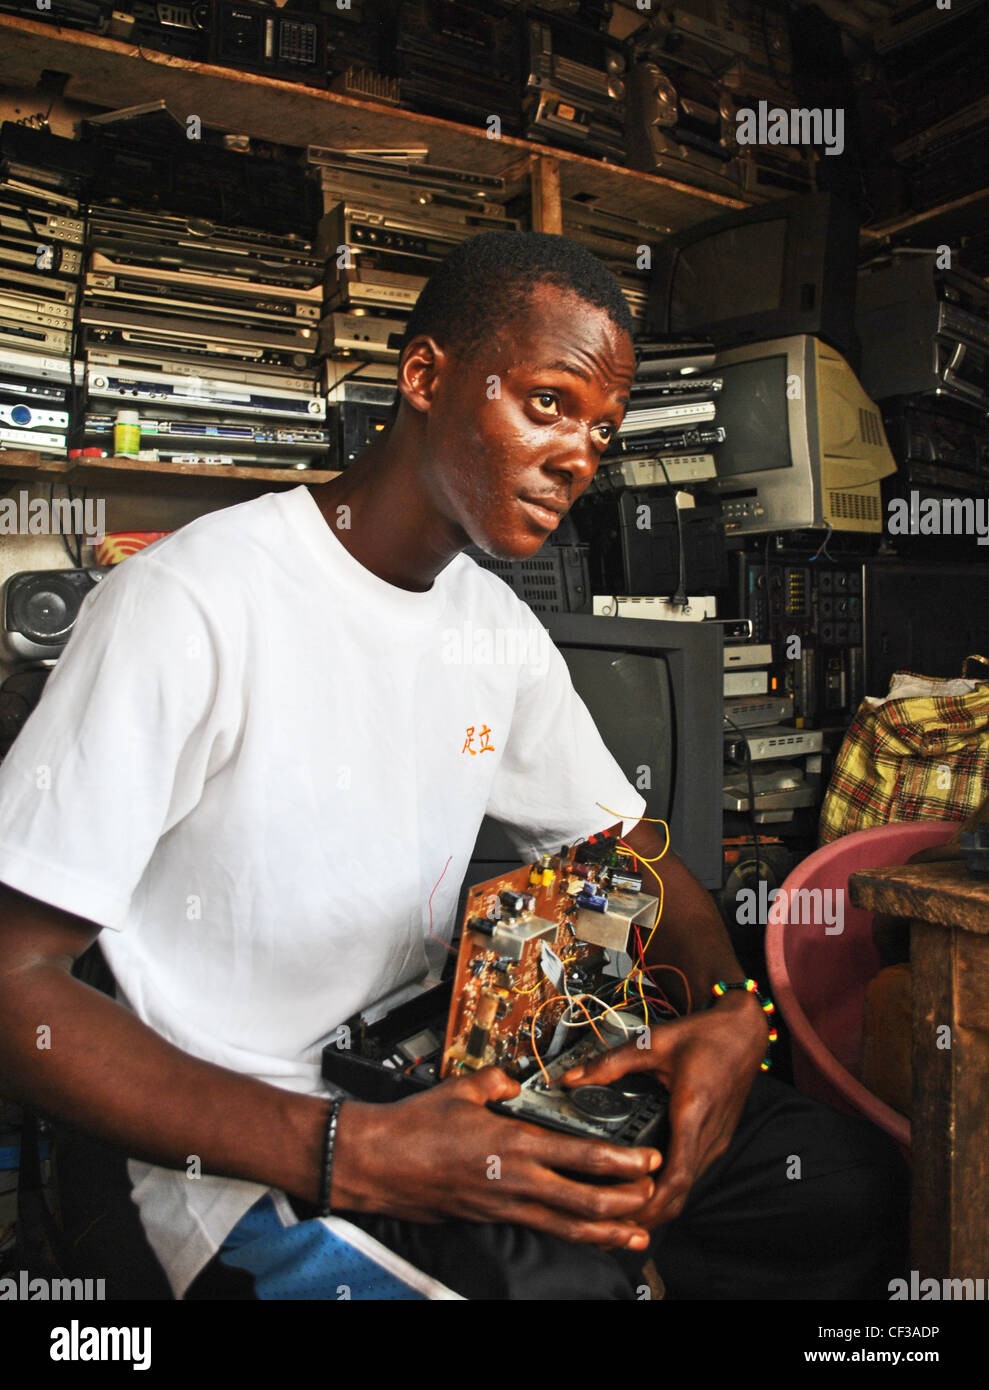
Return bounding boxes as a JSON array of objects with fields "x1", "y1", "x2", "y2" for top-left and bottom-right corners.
[{"x1": 710, "y1": 978, "x2": 779, "y2": 1071}]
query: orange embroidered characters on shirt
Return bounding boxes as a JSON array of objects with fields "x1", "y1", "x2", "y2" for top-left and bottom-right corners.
[{"x1": 462, "y1": 725, "x2": 495, "y2": 756}]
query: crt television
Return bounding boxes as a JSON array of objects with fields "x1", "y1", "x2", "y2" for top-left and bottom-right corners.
[
  {"x1": 707, "y1": 334, "x2": 897, "y2": 536},
  {"x1": 461, "y1": 613, "x2": 724, "y2": 902},
  {"x1": 647, "y1": 191, "x2": 860, "y2": 362}
]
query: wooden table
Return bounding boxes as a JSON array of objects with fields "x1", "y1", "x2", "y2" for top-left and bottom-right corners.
[{"x1": 848, "y1": 860, "x2": 989, "y2": 1279}]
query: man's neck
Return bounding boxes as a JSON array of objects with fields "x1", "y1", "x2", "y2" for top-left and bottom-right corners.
[{"x1": 309, "y1": 437, "x2": 469, "y2": 594}]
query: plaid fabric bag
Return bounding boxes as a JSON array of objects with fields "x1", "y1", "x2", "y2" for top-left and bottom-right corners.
[{"x1": 818, "y1": 657, "x2": 989, "y2": 844}]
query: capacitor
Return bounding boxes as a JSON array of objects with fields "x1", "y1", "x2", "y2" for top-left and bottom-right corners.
[{"x1": 499, "y1": 890, "x2": 526, "y2": 915}]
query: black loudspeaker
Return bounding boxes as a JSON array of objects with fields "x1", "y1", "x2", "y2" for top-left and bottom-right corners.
[
  {"x1": 2, "y1": 569, "x2": 110, "y2": 662},
  {"x1": 717, "y1": 836, "x2": 794, "y2": 955}
]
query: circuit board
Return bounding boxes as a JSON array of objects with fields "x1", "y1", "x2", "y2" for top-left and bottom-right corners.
[{"x1": 441, "y1": 823, "x2": 661, "y2": 1082}]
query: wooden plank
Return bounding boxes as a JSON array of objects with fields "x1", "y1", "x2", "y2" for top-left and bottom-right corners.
[
  {"x1": 0, "y1": 13, "x2": 746, "y2": 232},
  {"x1": 909, "y1": 920, "x2": 954, "y2": 1278},
  {"x1": 0, "y1": 450, "x2": 337, "y2": 488},
  {"x1": 849, "y1": 861, "x2": 989, "y2": 935}
]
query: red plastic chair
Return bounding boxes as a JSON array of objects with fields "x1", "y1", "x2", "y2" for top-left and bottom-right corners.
[{"x1": 765, "y1": 820, "x2": 958, "y2": 1150}]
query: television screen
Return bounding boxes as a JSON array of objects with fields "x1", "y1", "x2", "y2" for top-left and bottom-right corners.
[
  {"x1": 714, "y1": 354, "x2": 792, "y2": 477},
  {"x1": 557, "y1": 647, "x2": 674, "y2": 827},
  {"x1": 670, "y1": 219, "x2": 788, "y2": 333}
]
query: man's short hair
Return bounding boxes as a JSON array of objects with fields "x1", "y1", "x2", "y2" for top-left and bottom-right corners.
[{"x1": 396, "y1": 229, "x2": 636, "y2": 363}]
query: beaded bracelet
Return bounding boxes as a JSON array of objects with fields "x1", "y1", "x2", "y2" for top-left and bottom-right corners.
[
  {"x1": 317, "y1": 1097, "x2": 345, "y2": 1218},
  {"x1": 709, "y1": 978, "x2": 779, "y2": 1072}
]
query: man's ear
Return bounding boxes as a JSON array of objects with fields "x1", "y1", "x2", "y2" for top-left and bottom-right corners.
[{"x1": 397, "y1": 335, "x2": 448, "y2": 415}]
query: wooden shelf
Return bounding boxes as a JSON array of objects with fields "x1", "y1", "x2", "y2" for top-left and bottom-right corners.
[
  {"x1": 0, "y1": 12, "x2": 750, "y2": 231},
  {"x1": 0, "y1": 449, "x2": 337, "y2": 493}
]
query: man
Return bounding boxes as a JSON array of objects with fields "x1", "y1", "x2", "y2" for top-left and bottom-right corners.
[{"x1": 0, "y1": 232, "x2": 905, "y2": 1300}]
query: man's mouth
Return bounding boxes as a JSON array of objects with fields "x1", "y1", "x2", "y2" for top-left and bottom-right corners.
[{"x1": 517, "y1": 495, "x2": 567, "y2": 531}]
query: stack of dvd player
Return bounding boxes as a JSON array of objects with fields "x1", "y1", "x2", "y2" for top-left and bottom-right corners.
[
  {"x1": 561, "y1": 198, "x2": 669, "y2": 339},
  {"x1": 308, "y1": 147, "x2": 515, "y2": 469},
  {"x1": 0, "y1": 141, "x2": 85, "y2": 457},
  {"x1": 594, "y1": 340, "x2": 724, "y2": 491},
  {"x1": 79, "y1": 206, "x2": 329, "y2": 469}
]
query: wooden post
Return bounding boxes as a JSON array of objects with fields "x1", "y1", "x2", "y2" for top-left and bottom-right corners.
[{"x1": 530, "y1": 154, "x2": 562, "y2": 234}]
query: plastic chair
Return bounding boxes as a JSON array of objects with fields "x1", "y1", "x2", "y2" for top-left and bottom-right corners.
[{"x1": 765, "y1": 820, "x2": 958, "y2": 1150}]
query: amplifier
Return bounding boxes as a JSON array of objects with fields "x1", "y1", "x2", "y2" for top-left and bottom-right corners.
[
  {"x1": 724, "y1": 669, "x2": 768, "y2": 697},
  {"x1": 320, "y1": 312, "x2": 406, "y2": 362},
  {"x1": 573, "y1": 490, "x2": 726, "y2": 598},
  {"x1": 596, "y1": 453, "x2": 717, "y2": 489},
  {"x1": 0, "y1": 233, "x2": 82, "y2": 280},
  {"x1": 857, "y1": 254, "x2": 989, "y2": 409},
  {"x1": 0, "y1": 201, "x2": 85, "y2": 248},
  {"x1": 329, "y1": 383, "x2": 396, "y2": 467},
  {"x1": 525, "y1": 9, "x2": 628, "y2": 160},
  {"x1": 724, "y1": 725, "x2": 823, "y2": 763},
  {"x1": 395, "y1": 0, "x2": 523, "y2": 132},
  {"x1": 627, "y1": 58, "x2": 747, "y2": 193},
  {"x1": 723, "y1": 694, "x2": 793, "y2": 730},
  {"x1": 882, "y1": 395, "x2": 989, "y2": 481}
]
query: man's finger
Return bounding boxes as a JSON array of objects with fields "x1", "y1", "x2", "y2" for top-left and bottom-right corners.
[{"x1": 561, "y1": 1035, "x2": 672, "y2": 1088}]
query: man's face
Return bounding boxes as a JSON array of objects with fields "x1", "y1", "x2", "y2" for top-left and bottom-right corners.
[{"x1": 412, "y1": 282, "x2": 636, "y2": 559}]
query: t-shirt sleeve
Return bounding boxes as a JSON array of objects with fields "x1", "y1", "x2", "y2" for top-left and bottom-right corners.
[
  {"x1": 484, "y1": 601, "x2": 647, "y2": 861},
  {"x1": 0, "y1": 556, "x2": 236, "y2": 931}
]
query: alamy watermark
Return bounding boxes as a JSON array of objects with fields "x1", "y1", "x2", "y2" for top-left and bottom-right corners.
[
  {"x1": 0, "y1": 489, "x2": 105, "y2": 544},
  {"x1": 736, "y1": 883, "x2": 844, "y2": 935},
  {"x1": 0, "y1": 1270, "x2": 105, "y2": 1300},
  {"x1": 888, "y1": 491, "x2": 989, "y2": 546},
  {"x1": 735, "y1": 101, "x2": 844, "y2": 158},
  {"x1": 441, "y1": 620, "x2": 551, "y2": 676}
]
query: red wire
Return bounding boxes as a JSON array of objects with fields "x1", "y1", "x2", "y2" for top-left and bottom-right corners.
[{"x1": 428, "y1": 855, "x2": 458, "y2": 955}]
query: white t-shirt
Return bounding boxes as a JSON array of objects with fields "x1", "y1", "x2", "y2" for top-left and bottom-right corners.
[{"x1": 0, "y1": 485, "x2": 646, "y2": 1297}]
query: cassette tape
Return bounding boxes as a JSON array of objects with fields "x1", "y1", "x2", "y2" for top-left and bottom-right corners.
[
  {"x1": 319, "y1": 312, "x2": 406, "y2": 362},
  {"x1": 0, "y1": 401, "x2": 69, "y2": 431},
  {"x1": 86, "y1": 366, "x2": 326, "y2": 422}
]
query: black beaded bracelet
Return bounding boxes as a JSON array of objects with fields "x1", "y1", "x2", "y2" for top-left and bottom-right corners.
[{"x1": 317, "y1": 1097, "x2": 345, "y2": 1218}]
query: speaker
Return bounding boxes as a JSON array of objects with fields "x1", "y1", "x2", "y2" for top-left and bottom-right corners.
[{"x1": 2, "y1": 569, "x2": 110, "y2": 661}]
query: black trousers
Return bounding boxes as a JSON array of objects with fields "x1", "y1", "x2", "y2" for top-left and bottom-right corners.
[{"x1": 187, "y1": 1074, "x2": 910, "y2": 1301}]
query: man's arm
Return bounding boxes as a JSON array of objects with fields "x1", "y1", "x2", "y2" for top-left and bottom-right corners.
[
  {"x1": 562, "y1": 817, "x2": 770, "y2": 1228},
  {"x1": 0, "y1": 883, "x2": 661, "y2": 1251}
]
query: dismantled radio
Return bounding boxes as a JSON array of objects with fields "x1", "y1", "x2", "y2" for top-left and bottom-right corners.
[{"x1": 322, "y1": 823, "x2": 671, "y2": 1148}]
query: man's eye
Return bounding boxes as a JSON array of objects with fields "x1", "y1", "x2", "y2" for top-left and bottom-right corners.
[
  {"x1": 532, "y1": 392, "x2": 559, "y2": 413},
  {"x1": 595, "y1": 424, "x2": 617, "y2": 446}
]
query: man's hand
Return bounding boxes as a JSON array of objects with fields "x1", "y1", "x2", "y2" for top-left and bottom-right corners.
[
  {"x1": 561, "y1": 990, "x2": 768, "y2": 1229},
  {"x1": 330, "y1": 1066, "x2": 663, "y2": 1251}
]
